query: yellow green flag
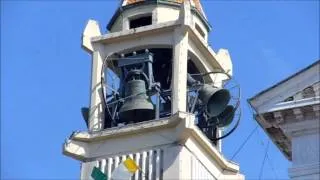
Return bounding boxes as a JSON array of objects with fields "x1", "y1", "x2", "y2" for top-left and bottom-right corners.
[
  {"x1": 91, "y1": 166, "x2": 107, "y2": 180},
  {"x1": 111, "y1": 157, "x2": 139, "y2": 180}
]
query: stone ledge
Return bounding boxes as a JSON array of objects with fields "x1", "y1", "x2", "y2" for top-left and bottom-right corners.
[
  {"x1": 63, "y1": 112, "x2": 240, "y2": 173},
  {"x1": 269, "y1": 96, "x2": 320, "y2": 113}
]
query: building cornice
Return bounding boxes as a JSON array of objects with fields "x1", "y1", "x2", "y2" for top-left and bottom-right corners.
[
  {"x1": 249, "y1": 60, "x2": 320, "y2": 103},
  {"x1": 249, "y1": 61, "x2": 320, "y2": 160},
  {"x1": 106, "y1": 1, "x2": 211, "y2": 32},
  {"x1": 289, "y1": 163, "x2": 320, "y2": 178},
  {"x1": 63, "y1": 112, "x2": 240, "y2": 173}
]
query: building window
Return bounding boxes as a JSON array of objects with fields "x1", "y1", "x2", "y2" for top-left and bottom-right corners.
[
  {"x1": 195, "y1": 23, "x2": 205, "y2": 38},
  {"x1": 129, "y1": 15, "x2": 152, "y2": 29},
  {"x1": 284, "y1": 96, "x2": 294, "y2": 102}
]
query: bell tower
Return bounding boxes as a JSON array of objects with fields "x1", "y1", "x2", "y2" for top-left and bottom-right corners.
[{"x1": 63, "y1": 0, "x2": 244, "y2": 179}]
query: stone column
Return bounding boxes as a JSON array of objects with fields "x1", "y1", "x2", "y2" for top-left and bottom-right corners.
[{"x1": 282, "y1": 119, "x2": 320, "y2": 179}]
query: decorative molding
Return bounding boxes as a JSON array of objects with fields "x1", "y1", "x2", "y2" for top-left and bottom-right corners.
[
  {"x1": 293, "y1": 108, "x2": 304, "y2": 120},
  {"x1": 313, "y1": 104, "x2": 320, "y2": 117},
  {"x1": 270, "y1": 97, "x2": 320, "y2": 113},
  {"x1": 280, "y1": 119, "x2": 320, "y2": 138},
  {"x1": 313, "y1": 83, "x2": 320, "y2": 97},
  {"x1": 257, "y1": 115, "x2": 272, "y2": 128},
  {"x1": 289, "y1": 163, "x2": 320, "y2": 178},
  {"x1": 249, "y1": 61, "x2": 320, "y2": 114},
  {"x1": 273, "y1": 111, "x2": 284, "y2": 125},
  {"x1": 249, "y1": 61, "x2": 320, "y2": 161}
]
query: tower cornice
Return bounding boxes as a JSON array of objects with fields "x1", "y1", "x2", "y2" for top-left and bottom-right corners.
[
  {"x1": 63, "y1": 112, "x2": 240, "y2": 173},
  {"x1": 106, "y1": 0, "x2": 211, "y2": 32}
]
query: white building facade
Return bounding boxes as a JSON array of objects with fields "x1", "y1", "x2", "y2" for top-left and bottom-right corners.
[
  {"x1": 63, "y1": 0, "x2": 244, "y2": 179},
  {"x1": 249, "y1": 61, "x2": 320, "y2": 179}
]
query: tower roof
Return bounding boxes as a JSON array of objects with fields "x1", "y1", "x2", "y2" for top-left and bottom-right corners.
[
  {"x1": 107, "y1": 0, "x2": 209, "y2": 31},
  {"x1": 122, "y1": 0, "x2": 205, "y2": 16}
]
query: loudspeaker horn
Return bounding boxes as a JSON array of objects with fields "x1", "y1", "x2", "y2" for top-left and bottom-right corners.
[
  {"x1": 198, "y1": 84, "x2": 231, "y2": 117},
  {"x1": 208, "y1": 105, "x2": 235, "y2": 128}
]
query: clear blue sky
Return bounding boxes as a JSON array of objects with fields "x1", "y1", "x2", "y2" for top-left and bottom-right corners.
[{"x1": 1, "y1": 0, "x2": 319, "y2": 179}]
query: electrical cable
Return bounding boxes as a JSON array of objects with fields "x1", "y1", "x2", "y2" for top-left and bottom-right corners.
[
  {"x1": 215, "y1": 75, "x2": 241, "y2": 141},
  {"x1": 208, "y1": 102, "x2": 241, "y2": 141},
  {"x1": 212, "y1": 82, "x2": 241, "y2": 141},
  {"x1": 265, "y1": 153, "x2": 278, "y2": 179},
  {"x1": 187, "y1": 71, "x2": 241, "y2": 141},
  {"x1": 253, "y1": 123, "x2": 279, "y2": 179},
  {"x1": 216, "y1": 124, "x2": 258, "y2": 179},
  {"x1": 100, "y1": 54, "x2": 118, "y2": 127},
  {"x1": 190, "y1": 69, "x2": 231, "y2": 79},
  {"x1": 246, "y1": 102, "x2": 278, "y2": 179},
  {"x1": 100, "y1": 55, "x2": 110, "y2": 106},
  {"x1": 231, "y1": 125, "x2": 258, "y2": 160},
  {"x1": 259, "y1": 141, "x2": 270, "y2": 180},
  {"x1": 212, "y1": 112, "x2": 241, "y2": 141}
]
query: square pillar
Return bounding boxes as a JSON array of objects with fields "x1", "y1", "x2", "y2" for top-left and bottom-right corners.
[{"x1": 171, "y1": 27, "x2": 189, "y2": 114}]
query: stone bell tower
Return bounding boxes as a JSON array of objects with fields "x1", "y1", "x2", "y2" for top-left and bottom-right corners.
[{"x1": 63, "y1": 0, "x2": 244, "y2": 179}]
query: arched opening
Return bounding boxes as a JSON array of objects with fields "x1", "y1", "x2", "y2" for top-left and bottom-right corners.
[{"x1": 102, "y1": 47, "x2": 221, "y2": 129}]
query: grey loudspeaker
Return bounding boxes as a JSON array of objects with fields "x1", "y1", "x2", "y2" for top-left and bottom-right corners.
[
  {"x1": 198, "y1": 84, "x2": 231, "y2": 117},
  {"x1": 208, "y1": 105, "x2": 235, "y2": 128}
]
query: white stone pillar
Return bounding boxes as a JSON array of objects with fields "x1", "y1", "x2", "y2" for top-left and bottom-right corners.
[
  {"x1": 171, "y1": 28, "x2": 188, "y2": 114},
  {"x1": 89, "y1": 50, "x2": 105, "y2": 131},
  {"x1": 171, "y1": 0, "x2": 191, "y2": 114},
  {"x1": 282, "y1": 120, "x2": 320, "y2": 179}
]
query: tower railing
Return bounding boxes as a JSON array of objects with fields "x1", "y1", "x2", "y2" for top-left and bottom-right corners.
[{"x1": 95, "y1": 148, "x2": 163, "y2": 180}]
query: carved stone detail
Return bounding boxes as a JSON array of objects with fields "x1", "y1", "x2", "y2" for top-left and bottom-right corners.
[
  {"x1": 312, "y1": 82, "x2": 320, "y2": 97},
  {"x1": 294, "y1": 92, "x2": 304, "y2": 100},
  {"x1": 273, "y1": 111, "x2": 284, "y2": 126},
  {"x1": 293, "y1": 108, "x2": 304, "y2": 120},
  {"x1": 313, "y1": 105, "x2": 320, "y2": 117}
]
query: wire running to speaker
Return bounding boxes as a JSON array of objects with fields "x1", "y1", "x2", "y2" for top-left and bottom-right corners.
[{"x1": 187, "y1": 70, "x2": 241, "y2": 142}]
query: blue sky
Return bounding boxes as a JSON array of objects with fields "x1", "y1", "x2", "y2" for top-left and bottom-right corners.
[{"x1": 1, "y1": 0, "x2": 319, "y2": 179}]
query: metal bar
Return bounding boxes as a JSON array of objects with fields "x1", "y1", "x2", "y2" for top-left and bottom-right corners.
[
  {"x1": 190, "y1": 91, "x2": 199, "y2": 113},
  {"x1": 156, "y1": 92, "x2": 160, "y2": 119},
  {"x1": 148, "y1": 61, "x2": 153, "y2": 90}
]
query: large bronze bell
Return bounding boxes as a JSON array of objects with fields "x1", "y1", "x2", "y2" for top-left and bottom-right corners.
[
  {"x1": 119, "y1": 79, "x2": 155, "y2": 123},
  {"x1": 198, "y1": 84, "x2": 231, "y2": 117}
]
